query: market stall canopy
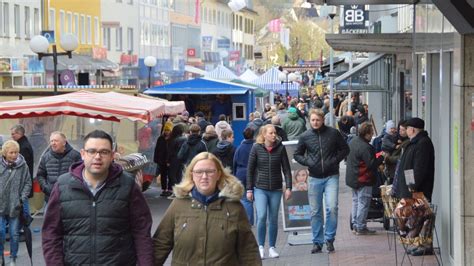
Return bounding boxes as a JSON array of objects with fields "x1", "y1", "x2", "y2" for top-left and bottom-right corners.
[
  {"x1": 43, "y1": 54, "x2": 120, "y2": 72},
  {"x1": 230, "y1": 79, "x2": 269, "y2": 97},
  {"x1": 0, "y1": 90, "x2": 185, "y2": 123},
  {"x1": 144, "y1": 77, "x2": 257, "y2": 95},
  {"x1": 204, "y1": 65, "x2": 238, "y2": 81},
  {"x1": 252, "y1": 67, "x2": 300, "y2": 92},
  {"x1": 239, "y1": 69, "x2": 259, "y2": 82},
  {"x1": 184, "y1": 65, "x2": 207, "y2": 76}
]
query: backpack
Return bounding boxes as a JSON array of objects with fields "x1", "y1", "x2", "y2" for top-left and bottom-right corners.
[{"x1": 372, "y1": 133, "x2": 385, "y2": 153}]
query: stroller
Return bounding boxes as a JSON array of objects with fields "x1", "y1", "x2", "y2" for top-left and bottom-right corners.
[{"x1": 350, "y1": 167, "x2": 391, "y2": 231}]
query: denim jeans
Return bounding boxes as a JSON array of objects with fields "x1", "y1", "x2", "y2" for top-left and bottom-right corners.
[
  {"x1": 0, "y1": 215, "x2": 20, "y2": 259},
  {"x1": 351, "y1": 186, "x2": 373, "y2": 231},
  {"x1": 241, "y1": 195, "x2": 254, "y2": 226},
  {"x1": 254, "y1": 188, "x2": 282, "y2": 247},
  {"x1": 23, "y1": 200, "x2": 31, "y2": 220},
  {"x1": 308, "y1": 175, "x2": 339, "y2": 245}
]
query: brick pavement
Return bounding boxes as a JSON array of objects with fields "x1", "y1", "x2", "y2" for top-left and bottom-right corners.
[{"x1": 261, "y1": 164, "x2": 440, "y2": 266}]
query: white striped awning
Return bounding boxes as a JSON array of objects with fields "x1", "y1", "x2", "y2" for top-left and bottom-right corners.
[
  {"x1": 252, "y1": 67, "x2": 300, "y2": 91},
  {"x1": 204, "y1": 65, "x2": 238, "y2": 81},
  {"x1": 239, "y1": 69, "x2": 259, "y2": 82}
]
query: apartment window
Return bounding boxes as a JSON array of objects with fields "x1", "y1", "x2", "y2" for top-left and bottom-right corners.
[
  {"x1": 127, "y1": 27, "x2": 133, "y2": 52},
  {"x1": 239, "y1": 16, "x2": 242, "y2": 31},
  {"x1": 80, "y1": 15, "x2": 85, "y2": 43},
  {"x1": 24, "y1": 6, "x2": 31, "y2": 38},
  {"x1": 103, "y1": 27, "x2": 111, "y2": 50},
  {"x1": 73, "y1": 13, "x2": 79, "y2": 38},
  {"x1": 14, "y1": 4, "x2": 20, "y2": 37},
  {"x1": 94, "y1": 17, "x2": 99, "y2": 45},
  {"x1": 86, "y1": 16, "x2": 91, "y2": 44},
  {"x1": 66, "y1": 12, "x2": 72, "y2": 33},
  {"x1": 217, "y1": 11, "x2": 221, "y2": 25},
  {"x1": 33, "y1": 8, "x2": 40, "y2": 35},
  {"x1": 48, "y1": 8, "x2": 55, "y2": 31},
  {"x1": 212, "y1": 10, "x2": 216, "y2": 24},
  {"x1": 59, "y1": 10, "x2": 65, "y2": 34},
  {"x1": 203, "y1": 7, "x2": 207, "y2": 23},
  {"x1": 3, "y1": 3, "x2": 9, "y2": 36},
  {"x1": 116, "y1": 27, "x2": 122, "y2": 51}
]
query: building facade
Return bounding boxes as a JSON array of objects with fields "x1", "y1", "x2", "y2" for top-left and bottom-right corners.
[
  {"x1": 0, "y1": 0, "x2": 42, "y2": 88},
  {"x1": 231, "y1": 7, "x2": 257, "y2": 72}
]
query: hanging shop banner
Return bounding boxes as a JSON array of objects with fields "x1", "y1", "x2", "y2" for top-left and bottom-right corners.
[
  {"x1": 341, "y1": 5, "x2": 368, "y2": 34},
  {"x1": 281, "y1": 140, "x2": 312, "y2": 231}
]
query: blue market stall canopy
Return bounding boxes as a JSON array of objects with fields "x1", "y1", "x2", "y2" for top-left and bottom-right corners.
[{"x1": 144, "y1": 77, "x2": 257, "y2": 95}]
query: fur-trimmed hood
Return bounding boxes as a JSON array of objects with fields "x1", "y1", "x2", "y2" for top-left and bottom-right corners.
[{"x1": 174, "y1": 175, "x2": 244, "y2": 201}]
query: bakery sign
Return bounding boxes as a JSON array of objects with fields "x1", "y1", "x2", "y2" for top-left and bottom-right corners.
[{"x1": 341, "y1": 5, "x2": 368, "y2": 34}]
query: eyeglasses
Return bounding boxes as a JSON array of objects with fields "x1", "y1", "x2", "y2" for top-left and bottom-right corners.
[
  {"x1": 84, "y1": 149, "x2": 112, "y2": 157},
  {"x1": 192, "y1": 169, "x2": 217, "y2": 177}
]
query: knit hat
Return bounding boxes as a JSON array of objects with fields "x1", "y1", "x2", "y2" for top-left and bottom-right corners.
[
  {"x1": 288, "y1": 107, "x2": 297, "y2": 113},
  {"x1": 163, "y1": 121, "x2": 173, "y2": 132},
  {"x1": 406, "y1": 117, "x2": 425, "y2": 129},
  {"x1": 385, "y1": 120, "x2": 396, "y2": 130}
]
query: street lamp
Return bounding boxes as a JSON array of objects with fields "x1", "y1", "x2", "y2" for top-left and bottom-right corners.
[
  {"x1": 30, "y1": 33, "x2": 78, "y2": 95},
  {"x1": 278, "y1": 70, "x2": 297, "y2": 104},
  {"x1": 320, "y1": 4, "x2": 337, "y2": 127},
  {"x1": 144, "y1": 55, "x2": 157, "y2": 89}
]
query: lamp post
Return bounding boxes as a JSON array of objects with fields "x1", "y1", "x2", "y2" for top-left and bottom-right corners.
[
  {"x1": 278, "y1": 70, "x2": 297, "y2": 104},
  {"x1": 30, "y1": 33, "x2": 78, "y2": 95},
  {"x1": 320, "y1": 4, "x2": 337, "y2": 127},
  {"x1": 144, "y1": 55, "x2": 157, "y2": 88}
]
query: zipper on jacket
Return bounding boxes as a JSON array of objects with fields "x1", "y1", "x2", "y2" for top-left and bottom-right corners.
[
  {"x1": 204, "y1": 205, "x2": 208, "y2": 264},
  {"x1": 268, "y1": 150, "x2": 272, "y2": 190},
  {"x1": 319, "y1": 132, "x2": 325, "y2": 173},
  {"x1": 91, "y1": 199, "x2": 97, "y2": 264}
]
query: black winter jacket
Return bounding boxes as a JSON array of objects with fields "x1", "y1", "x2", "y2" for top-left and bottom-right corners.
[
  {"x1": 247, "y1": 142, "x2": 292, "y2": 191},
  {"x1": 36, "y1": 143, "x2": 82, "y2": 197},
  {"x1": 345, "y1": 136, "x2": 384, "y2": 189},
  {"x1": 178, "y1": 134, "x2": 208, "y2": 165},
  {"x1": 395, "y1": 131, "x2": 435, "y2": 201},
  {"x1": 154, "y1": 135, "x2": 170, "y2": 165},
  {"x1": 294, "y1": 125, "x2": 349, "y2": 178},
  {"x1": 212, "y1": 140, "x2": 235, "y2": 171}
]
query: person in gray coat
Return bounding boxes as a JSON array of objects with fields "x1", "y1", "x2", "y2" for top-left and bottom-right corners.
[
  {"x1": 0, "y1": 140, "x2": 32, "y2": 266},
  {"x1": 36, "y1": 132, "x2": 82, "y2": 202}
]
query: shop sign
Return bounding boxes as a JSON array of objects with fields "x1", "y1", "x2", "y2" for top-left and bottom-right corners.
[
  {"x1": 202, "y1": 36, "x2": 212, "y2": 51},
  {"x1": 229, "y1": 51, "x2": 240, "y2": 61},
  {"x1": 120, "y1": 54, "x2": 138, "y2": 65},
  {"x1": 341, "y1": 5, "x2": 368, "y2": 33},
  {"x1": 187, "y1": 48, "x2": 196, "y2": 57},
  {"x1": 0, "y1": 58, "x2": 28, "y2": 73},
  {"x1": 92, "y1": 47, "x2": 107, "y2": 60}
]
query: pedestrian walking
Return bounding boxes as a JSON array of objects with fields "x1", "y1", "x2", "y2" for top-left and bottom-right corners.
[
  {"x1": 42, "y1": 130, "x2": 153, "y2": 265},
  {"x1": 345, "y1": 123, "x2": 384, "y2": 235},
  {"x1": 154, "y1": 121, "x2": 173, "y2": 197},
  {"x1": 282, "y1": 107, "x2": 306, "y2": 141},
  {"x1": 177, "y1": 124, "x2": 208, "y2": 166},
  {"x1": 167, "y1": 124, "x2": 187, "y2": 196},
  {"x1": 212, "y1": 129, "x2": 235, "y2": 171},
  {"x1": 247, "y1": 124, "x2": 292, "y2": 259},
  {"x1": 202, "y1": 125, "x2": 219, "y2": 154},
  {"x1": 294, "y1": 109, "x2": 349, "y2": 253},
  {"x1": 0, "y1": 140, "x2": 32, "y2": 266},
  {"x1": 153, "y1": 152, "x2": 261, "y2": 265},
  {"x1": 36, "y1": 132, "x2": 82, "y2": 203},
  {"x1": 233, "y1": 127, "x2": 255, "y2": 225}
]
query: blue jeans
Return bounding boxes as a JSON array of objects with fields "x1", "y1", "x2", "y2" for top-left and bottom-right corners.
[
  {"x1": 241, "y1": 195, "x2": 254, "y2": 226},
  {"x1": 351, "y1": 186, "x2": 373, "y2": 231},
  {"x1": 308, "y1": 175, "x2": 339, "y2": 245},
  {"x1": 0, "y1": 215, "x2": 20, "y2": 259},
  {"x1": 254, "y1": 188, "x2": 282, "y2": 247}
]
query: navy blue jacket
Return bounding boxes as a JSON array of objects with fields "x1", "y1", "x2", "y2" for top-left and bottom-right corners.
[{"x1": 232, "y1": 139, "x2": 255, "y2": 186}]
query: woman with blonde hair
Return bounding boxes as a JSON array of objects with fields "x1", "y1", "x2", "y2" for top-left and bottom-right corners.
[
  {"x1": 153, "y1": 152, "x2": 261, "y2": 265},
  {"x1": 247, "y1": 124, "x2": 292, "y2": 259},
  {"x1": 0, "y1": 140, "x2": 32, "y2": 266}
]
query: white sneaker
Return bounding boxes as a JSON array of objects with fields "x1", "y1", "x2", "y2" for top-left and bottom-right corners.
[
  {"x1": 259, "y1": 245, "x2": 265, "y2": 259},
  {"x1": 10, "y1": 259, "x2": 16, "y2": 266},
  {"x1": 268, "y1": 247, "x2": 279, "y2": 258}
]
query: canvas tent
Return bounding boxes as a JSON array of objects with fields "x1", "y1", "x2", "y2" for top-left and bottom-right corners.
[
  {"x1": 0, "y1": 90, "x2": 185, "y2": 122},
  {"x1": 204, "y1": 65, "x2": 238, "y2": 81},
  {"x1": 239, "y1": 69, "x2": 259, "y2": 82},
  {"x1": 252, "y1": 67, "x2": 300, "y2": 95}
]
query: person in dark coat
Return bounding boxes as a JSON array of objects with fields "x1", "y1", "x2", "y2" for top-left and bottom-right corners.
[
  {"x1": 394, "y1": 117, "x2": 435, "y2": 256},
  {"x1": 36, "y1": 132, "x2": 82, "y2": 202},
  {"x1": 154, "y1": 121, "x2": 173, "y2": 197},
  {"x1": 271, "y1": 116, "x2": 288, "y2": 142},
  {"x1": 167, "y1": 124, "x2": 187, "y2": 191},
  {"x1": 41, "y1": 130, "x2": 153, "y2": 265},
  {"x1": 384, "y1": 120, "x2": 410, "y2": 183},
  {"x1": 212, "y1": 129, "x2": 235, "y2": 171},
  {"x1": 195, "y1": 111, "x2": 211, "y2": 134},
  {"x1": 233, "y1": 127, "x2": 255, "y2": 225},
  {"x1": 177, "y1": 124, "x2": 208, "y2": 166},
  {"x1": 345, "y1": 123, "x2": 384, "y2": 235},
  {"x1": 246, "y1": 111, "x2": 264, "y2": 139},
  {"x1": 202, "y1": 125, "x2": 219, "y2": 154}
]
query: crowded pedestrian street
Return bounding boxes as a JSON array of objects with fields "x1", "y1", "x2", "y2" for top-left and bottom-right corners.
[{"x1": 8, "y1": 163, "x2": 438, "y2": 266}]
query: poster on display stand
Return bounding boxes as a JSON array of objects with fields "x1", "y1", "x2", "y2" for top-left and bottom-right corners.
[{"x1": 281, "y1": 140, "x2": 312, "y2": 232}]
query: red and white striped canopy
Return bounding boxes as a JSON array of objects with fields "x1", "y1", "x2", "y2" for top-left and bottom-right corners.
[{"x1": 0, "y1": 90, "x2": 185, "y2": 123}]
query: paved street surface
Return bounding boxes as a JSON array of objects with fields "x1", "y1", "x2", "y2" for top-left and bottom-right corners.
[{"x1": 8, "y1": 164, "x2": 439, "y2": 265}]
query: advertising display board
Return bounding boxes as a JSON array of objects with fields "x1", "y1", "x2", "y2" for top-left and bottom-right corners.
[{"x1": 281, "y1": 140, "x2": 312, "y2": 231}]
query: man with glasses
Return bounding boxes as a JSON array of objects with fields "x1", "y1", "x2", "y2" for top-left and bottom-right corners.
[{"x1": 42, "y1": 130, "x2": 153, "y2": 265}]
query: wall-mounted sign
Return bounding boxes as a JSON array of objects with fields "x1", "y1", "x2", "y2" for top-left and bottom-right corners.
[
  {"x1": 341, "y1": 5, "x2": 368, "y2": 34},
  {"x1": 217, "y1": 39, "x2": 230, "y2": 49},
  {"x1": 60, "y1": 70, "x2": 76, "y2": 86},
  {"x1": 229, "y1": 50, "x2": 240, "y2": 61},
  {"x1": 92, "y1": 47, "x2": 107, "y2": 60},
  {"x1": 41, "y1": 30, "x2": 55, "y2": 43},
  {"x1": 187, "y1": 48, "x2": 196, "y2": 57},
  {"x1": 202, "y1": 36, "x2": 212, "y2": 51},
  {"x1": 120, "y1": 54, "x2": 138, "y2": 65}
]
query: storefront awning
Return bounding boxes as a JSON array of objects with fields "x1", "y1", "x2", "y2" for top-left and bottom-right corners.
[
  {"x1": 334, "y1": 53, "x2": 386, "y2": 85},
  {"x1": 326, "y1": 33, "x2": 455, "y2": 54},
  {"x1": 43, "y1": 55, "x2": 119, "y2": 72}
]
